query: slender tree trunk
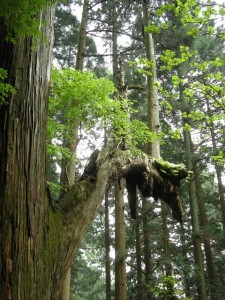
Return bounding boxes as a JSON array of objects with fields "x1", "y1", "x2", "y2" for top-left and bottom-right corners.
[
  {"x1": 141, "y1": 6, "x2": 158, "y2": 294},
  {"x1": 105, "y1": 190, "x2": 112, "y2": 300},
  {"x1": 194, "y1": 168, "x2": 216, "y2": 298},
  {"x1": 161, "y1": 201, "x2": 172, "y2": 276},
  {"x1": 180, "y1": 225, "x2": 192, "y2": 298},
  {"x1": 115, "y1": 181, "x2": 127, "y2": 300},
  {"x1": 206, "y1": 100, "x2": 225, "y2": 240},
  {"x1": 135, "y1": 207, "x2": 143, "y2": 299},
  {"x1": 111, "y1": 2, "x2": 127, "y2": 298},
  {"x1": 59, "y1": 1, "x2": 89, "y2": 298},
  {"x1": 142, "y1": 197, "x2": 153, "y2": 300},
  {"x1": 182, "y1": 127, "x2": 207, "y2": 300},
  {"x1": 142, "y1": 0, "x2": 160, "y2": 158},
  {"x1": 142, "y1": 0, "x2": 171, "y2": 287},
  {"x1": 75, "y1": 0, "x2": 89, "y2": 71}
]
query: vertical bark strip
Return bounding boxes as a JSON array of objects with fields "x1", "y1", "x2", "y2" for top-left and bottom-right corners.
[
  {"x1": 206, "y1": 99, "x2": 225, "y2": 240},
  {"x1": 115, "y1": 182, "x2": 127, "y2": 300},
  {"x1": 105, "y1": 191, "x2": 112, "y2": 300},
  {"x1": 142, "y1": 0, "x2": 171, "y2": 290},
  {"x1": 183, "y1": 128, "x2": 207, "y2": 300},
  {"x1": 0, "y1": 5, "x2": 56, "y2": 300},
  {"x1": 194, "y1": 171, "x2": 216, "y2": 283},
  {"x1": 142, "y1": 0, "x2": 160, "y2": 158},
  {"x1": 59, "y1": 2, "x2": 89, "y2": 296}
]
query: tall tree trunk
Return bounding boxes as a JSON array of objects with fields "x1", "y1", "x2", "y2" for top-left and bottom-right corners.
[
  {"x1": 141, "y1": 6, "x2": 158, "y2": 294},
  {"x1": 112, "y1": 2, "x2": 127, "y2": 298},
  {"x1": 180, "y1": 225, "x2": 192, "y2": 298},
  {"x1": 115, "y1": 181, "x2": 127, "y2": 300},
  {"x1": 0, "y1": 5, "x2": 57, "y2": 299},
  {"x1": 105, "y1": 190, "x2": 112, "y2": 300},
  {"x1": 75, "y1": 0, "x2": 89, "y2": 71},
  {"x1": 142, "y1": 0, "x2": 160, "y2": 158},
  {"x1": 182, "y1": 127, "x2": 207, "y2": 300},
  {"x1": 206, "y1": 100, "x2": 225, "y2": 240},
  {"x1": 161, "y1": 201, "x2": 172, "y2": 276},
  {"x1": 59, "y1": 1, "x2": 89, "y2": 298},
  {"x1": 142, "y1": 197, "x2": 153, "y2": 300},
  {"x1": 194, "y1": 169, "x2": 216, "y2": 297},
  {"x1": 135, "y1": 206, "x2": 143, "y2": 299},
  {"x1": 142, "y1": 0, "x2": 171, "y2": 287}
]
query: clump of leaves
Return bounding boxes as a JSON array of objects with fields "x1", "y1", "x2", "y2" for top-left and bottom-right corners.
[
  {"x1": 0, "y1": 0, "x2": 55, "y2": 41},
  {"x1": 0, "y1": 68, "x2": 16, "y2": 104},
  {"x1": 48, "y1": 68, "x2": 160, "y2": 158},
  {"x1": 148, "y1": 275, "x2": 190, "y2": 300}
]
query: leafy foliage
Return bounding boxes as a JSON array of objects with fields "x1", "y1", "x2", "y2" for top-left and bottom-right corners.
[
  {"x1": 0, "y1": 68, "x2": 16, "y2": 104},
  {"x1": 0, "y1": 0, "x2": 55, "y2": 40},
  {"x1": 48, "y1": 68, "x2": 159, "y2": 159}
]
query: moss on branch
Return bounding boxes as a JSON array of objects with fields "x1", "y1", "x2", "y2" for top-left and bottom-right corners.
[
  {"x1": 57, "y1": 148, "x2": 188, "y2": 226},
  {"x1": 58, "y1": 180, "x2": 93, "y2": 214}
]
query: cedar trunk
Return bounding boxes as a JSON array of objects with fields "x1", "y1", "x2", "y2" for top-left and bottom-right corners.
[{"x1": 0, "y1": 6, "x2": 57, "y2": 299}]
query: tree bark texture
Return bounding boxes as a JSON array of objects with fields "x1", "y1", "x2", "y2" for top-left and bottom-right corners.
[
  {"x1": 194, "y1": 168, "x2": 217, "y2": 300},
  {"x1": 105, "y1": 191, "x2": 112, "y2": 300},
  {"x1": 206, "y1": 105, "x2": 225, "y2": 240},
  {"x1": 183, "y1": 128, "x2": 207, "y2": 300},
  {"x1": 114, "y1": 181, "x2": 127, "y2": 300},
  {"x1": 142, "y1": 0, "x2": 160, "y2": 158},
  {"x1": 0, "y1": 6, "x2": 56, "y2": 299},
  {"x1": 135, "y1": 208, "x2": 143, "y2": 299}
]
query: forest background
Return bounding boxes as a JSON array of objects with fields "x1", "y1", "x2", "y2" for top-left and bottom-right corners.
[
  {"x1": 49, "y1": 0, "x2": 225, "y2": 299},
  {"x1": 0, "y1": 0, "x2": 225, "y2": 299}
]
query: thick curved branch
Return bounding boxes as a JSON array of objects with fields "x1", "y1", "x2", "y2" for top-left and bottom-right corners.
[{"x1": 53, "y1": 147, "x2": 187, "y2": 297}]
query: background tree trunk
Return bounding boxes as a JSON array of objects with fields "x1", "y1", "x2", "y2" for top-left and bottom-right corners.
[
  {"x1": 142, "y1": 0, "x2": 171, "y2": 291},
  {"x1": 105, "y1": 190, "x2": 112, "y2": 300},
  {"x1": 135, "y1": 206, "x2": 143, "y2": 299},
  {"x1": 115, "y1": 181, "x2": 127, "y2": 300},
  {"x1": 183, "y1": 127, "x2": 207, "y2": 300},
  {"x1": 194, "y1": 169, "x2": 216, "y2": 297},
  {"x1": 206, "y1": 99, "x2": 225, "y2": 240},
  {"x1": 59, "y1": 1, "x2": 89, "y2": 297}
]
